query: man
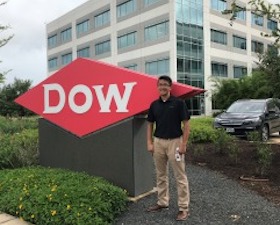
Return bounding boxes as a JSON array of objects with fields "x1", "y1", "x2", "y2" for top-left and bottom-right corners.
[{"x1": 146, "y1": 75, "x2": 190, "y2": 221}]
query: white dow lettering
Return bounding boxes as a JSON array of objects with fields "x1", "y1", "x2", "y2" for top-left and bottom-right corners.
[
  {"x1": 93, "y1": 82, "x2": 137, "y2": 112},
  {"x1": 43, "y1": 82, "x2": 137, "y2": 114},
  {"x1": 68, "y1": 84, "x2": 93, "y2": 114},
  {"x1": 43, "y1": 83, "x2": 65, "y2": 113}
]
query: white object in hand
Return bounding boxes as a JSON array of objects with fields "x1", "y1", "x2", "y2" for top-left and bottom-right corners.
[{"x1": 175, "y1": 147, "x2": 181, "y2": 161}]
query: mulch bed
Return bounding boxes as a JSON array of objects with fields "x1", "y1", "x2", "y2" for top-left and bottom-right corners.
[{"x1": 186, "y1": 140, "x2": 280, "y2": 206}]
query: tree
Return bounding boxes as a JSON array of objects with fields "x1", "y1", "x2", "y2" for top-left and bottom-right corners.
[
  {"x1": 0, "y1": 78, "x2": 34, "y2": 117},
  {"x1": 212, "y1": 68, "x2": 273, "y2": 110},
  {"x1": 224, "y1": 0, "x2": 280, "y2": 45},
  {"x1": 257, "y1": 48, "x2": 280, "y2": 98},
  {"x1": 0, "y1": 1, "x2": 14, "y2": 83}
]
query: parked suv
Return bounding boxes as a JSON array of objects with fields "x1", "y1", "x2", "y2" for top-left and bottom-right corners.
[{"x1": 214, "y1": 98, "x2": 280, "y2": 141}]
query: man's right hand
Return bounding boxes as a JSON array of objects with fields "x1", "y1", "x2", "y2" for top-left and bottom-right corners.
[{"x1": 147, "y1": 143, "x2": 154, "y2": 154}]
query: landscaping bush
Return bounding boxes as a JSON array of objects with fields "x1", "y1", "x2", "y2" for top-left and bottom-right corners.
[
  {"x1": 0, "y1": 129, "x2": 38, "y2": 169},
  {"x1": 0, "y1": 167, "x2": 128, "y2": 225},
  {"x1": 0, "y1": 116, "x2": 38, "y2": 134},
  {"x1": 189, "y1": 117, "x2": 217, "y2": 143},
  {"x1": 256, "y1": 143, "x2": 273, "y2": 176}
]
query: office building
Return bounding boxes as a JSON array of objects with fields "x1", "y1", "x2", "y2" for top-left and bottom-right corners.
[{"x1": 47, "y1": 0, "x2": 278, "y2": 115}]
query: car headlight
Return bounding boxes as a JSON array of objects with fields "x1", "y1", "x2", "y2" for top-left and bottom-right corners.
[
  {"x1": 214, "y1": 117, "x2": 222, "y2": 123},
  {"x1": 243, "y1": 118, "x2": 261, "y2": 125}
]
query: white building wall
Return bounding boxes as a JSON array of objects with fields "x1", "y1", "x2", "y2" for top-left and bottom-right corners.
[
  {"x1": 47, "y1": 0, "x2": 174, "y2": 78},
  {"x1": 47, "y1": 0, "x2": 278, "y2": 115}
]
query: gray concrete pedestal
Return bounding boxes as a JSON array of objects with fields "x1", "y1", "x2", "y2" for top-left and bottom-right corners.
[{"x1": 39, "y1": 116, "x2": 154, "y2": 197}]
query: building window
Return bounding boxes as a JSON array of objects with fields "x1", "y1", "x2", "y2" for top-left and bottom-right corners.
[
  {"x1": 234, "y1": 6, "x2": 246, "y2": 21},
  {"x1": 124, "y1": 64, "x2": 137, "y2": 71},
  {"x1": 61, "y1": 28, "x2": 72, "y2": 43},
  {"x1": 61, "y1": 53, "x2": 72, "y2": 65},
  {"x1": 267, "y1": 44, "x2": 278, "y2": 54},
  {"x1": 251, "y1": 40, "x2": 264, "y2": 53},
  {"x1": 94, "y1": 10, "x2": 110, "y2": 28},
  {"x1": 211, "y1": 0, "x2": 227, "y2": 12},
  {"x1": 144, "y1": 0, "x2": 159, "y2": 6},
  {"x1": 118, "y1": 32, "x2": 136, "y2": 49},
  {"x1": 95, "y1": 40, "x2": 111, "y2": 55},
  {"x1": 145, "y1": 21, "x2": 169, "y2": 41},
  {"x1": 267, "y1": 19, "x2": 278, "y2": 31},
  {"x1": 77, "y1": 47, "x2": 90, "y2": 58},
  {"x1": 48, "y1": 58, "x2": 58, "y2": 70},
  {"x1": 117, "y1": 0, "x2": 136, "y2": 18},
  {"x1": 145, "y1": 58, "x2": 169, "y2": 75},
  {"x1": 211, "y1": 62, "x2": 228, "y2": 77},
  {"x1": 211, "y1": 29, "x2": 227, "y2": 45},
  {"x1": 233, "y1": 66, "x2": 247, "y2": 78},
  {"x1": 233, "y1": 35, "x2": 246, "y2": 50},
  {"x1": 48, "y1": 35, "x2": 57, "y2": 48},
  {"x1": 251, "y1": 13, "x2": 263, "y2": 26},
  {"x1": 76, "y1": 20, "x2": 89, "y2": 35}
]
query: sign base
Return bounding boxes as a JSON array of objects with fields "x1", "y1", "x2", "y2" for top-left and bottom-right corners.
[{"x1": 39, "y1": 116, "x2": 154, "y2": 197}]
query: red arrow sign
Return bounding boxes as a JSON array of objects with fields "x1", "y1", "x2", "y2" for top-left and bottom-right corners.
[{"x1": 15, "y1": 58, "x2": 205, "y2": 137}]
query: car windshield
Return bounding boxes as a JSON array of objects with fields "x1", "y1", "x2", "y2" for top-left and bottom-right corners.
[{"x1": 226, "y1": 101, "x2": 265, "y2": 113}]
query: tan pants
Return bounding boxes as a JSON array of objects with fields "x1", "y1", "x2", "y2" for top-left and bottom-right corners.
[{"x1": 153, "y1": 137, "x2": 190, "y2": 211}]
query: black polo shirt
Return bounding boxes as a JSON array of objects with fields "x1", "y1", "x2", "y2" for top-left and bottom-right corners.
[{"x1": 147, "y1": 96, "x2": 190, "y2": 139}]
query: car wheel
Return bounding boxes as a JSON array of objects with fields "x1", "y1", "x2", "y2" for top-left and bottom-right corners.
[{"x1": 260, "y1": 125, "x2": 269, "y2": 142}]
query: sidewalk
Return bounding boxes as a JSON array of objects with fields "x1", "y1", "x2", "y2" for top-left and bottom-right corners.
[{"x1": 0, "y1": 213, "x2": 32, "y2": 225}]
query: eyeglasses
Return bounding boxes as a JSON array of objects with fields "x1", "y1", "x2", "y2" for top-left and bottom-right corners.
[{"x1": 157, "y1": 83, "x2": 171, "y2": 87}]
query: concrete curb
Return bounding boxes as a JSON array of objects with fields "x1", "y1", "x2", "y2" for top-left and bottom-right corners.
[{"x1": 0, "y1": 213, "x2": 33, "y2": 225}]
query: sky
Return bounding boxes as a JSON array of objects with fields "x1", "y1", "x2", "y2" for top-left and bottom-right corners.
[
  {"x1": 1, "y1": 0, "x2": 88, "y2": 86},
  {"x1": 1, "y1": 0, "x2": 280, "y2": 87}
]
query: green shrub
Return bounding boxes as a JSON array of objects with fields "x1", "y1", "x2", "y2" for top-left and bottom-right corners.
[
  {"x1": 0, "y1": 129, "x2": 38, "y2": 169},
  {"x1": 189, "y1": 117, "x2": 217, "y2": 143},
  {"x1": 247, "y1": 131, "x2": 261, "y2": 142},
  {"x1": 227, "y1": 141, "x2": 240, "y2": 164},
  {"x1": 0, "y1": 167, "x2": 128, "y2": 225},
  {"x1": 256, "y1": 143, "x2": 273, "y2": 176},
  {"x1": 0, "y1": 116, "x2": 38, "y2": 134},
  {"x1": 192, "y1": 144, "x2": 205, "y2": 157},
  {"x1": 213, "y1": 128, "x2": 237, "y2": 155}
]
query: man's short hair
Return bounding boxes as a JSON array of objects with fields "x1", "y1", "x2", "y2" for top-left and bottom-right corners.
[{"x1": 158, "y1": 75, "x2": 172, "y2": 86}]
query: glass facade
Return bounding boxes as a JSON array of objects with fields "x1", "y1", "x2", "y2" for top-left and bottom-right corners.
[
  {"x1": 233, "y1": 66, "x2": 247, "y2": 78},
  {"x1": 212, "y1": 62, "x2": 227, "y2": 77},
  {"x1": 176, "y1": 0, "x2": 204, "y2": 115},
  {"x1": 117, "y1": 0, "x2": 136, "y2": 18},
  {"x1": 234, "y1": 6, "x2": 246, "y2": 21},
  {"x1": 233, "y1": 35, "x2": 246, "y2": 50},
  {"x1": 251, "y1": 13, "x2": 263, "y2": 26},
  {"x1": 211, "y1": 0, "x2": 226, "y2": 12},
  {"x1": 77, "y1": 47, "x2": 90, "y2": 58},
  {"x1": 48, "y1": 58, "x2": 58, "y2": 70},
  {"x1": 94, "y1": 10, "x2": 110, "y2": 28},
  {"x1": 144, "y1": 0, "x2": 160, "y2": 6},
  {"x1": 48, "y1": 35, "x2": 57, "y2": 48},
  {"x1": 144, "y1": 21, "x2": 169, "y2": 41},
  {"x1": 124, "y1": 64, "x2": 137, "y2": 71},
  {"x1": 145, "y1": 58, "x2": 169, "y2": 76},
  {"x1": 76, "y1": 20, "x2": 90, "y2": 35},
  {"x1": 118, "y1": 32, "x2": 136, "y2": 49},
  {"x1": 95, "y1": 40, "x2": 111, "y2": 55},
  {"x1": 251, "y1": 40, "x2": 264, "y2": 54},
  {"x1": 267, "y1": 19, "x2": 278, "y2": 31},
  {"x1": 61, "y1": 28, "x2": 72, "y2": 43},
  {"x1": 211, "y1": 29, "x2": 227, "y2": 45},
  {"x1": 62, "y1": 53, "x2": 72, "y2": 65}
]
